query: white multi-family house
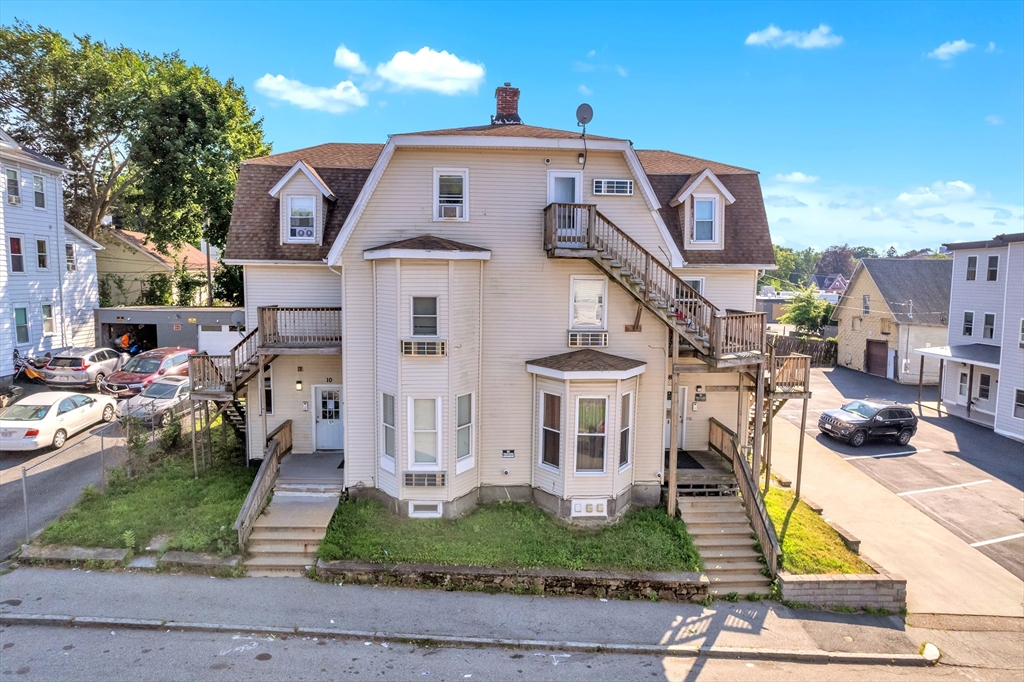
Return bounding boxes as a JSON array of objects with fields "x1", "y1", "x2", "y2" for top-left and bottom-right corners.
[
  {"x1": 916, "y1": 233, "x2": 1024, "y2": 442},
  {"x1": 1, "y1": 130, "x2": 104, "y2": 383}
]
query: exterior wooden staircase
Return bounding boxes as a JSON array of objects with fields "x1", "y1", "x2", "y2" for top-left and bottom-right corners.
[
  {"x1": 678, "y1": 496, "x2": 771, "y2": 596},
  {"x1": 245, "y1": 494, "x2": 338, "y2": 577}
]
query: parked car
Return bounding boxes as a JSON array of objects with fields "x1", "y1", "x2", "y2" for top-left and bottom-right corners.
[
  {"x1": 0, "y1": 391, "x2": 116, "y2": 451},
  {"x1": 43, "y1": 347, "x2": 129, "y2": 390},
  {"x1": 119, "y1": 376, "x2": 192, "y2": 426},
  {"x1": 99, "y1": 347, "x2": 195, "y2": 399},
  {"x1": 818, "y1": 399, "x2": 919, "y2": 447}
]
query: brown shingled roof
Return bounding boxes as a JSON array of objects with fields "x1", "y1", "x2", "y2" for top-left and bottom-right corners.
[
  {"x1": 404, "y1": 124, "x2": 622, "y2": 141},
  {"x1": 244, "y1": 143, "x2": 384, "y2": 169},
  {"x1": 108, "y1": 230, "x2": 213, "y2": 271},
  {"x1": 636, "y1": 149, "x2": 756, "y2": 175},
  {"x1": 526, "y1": 348, "x2": 646, "y2": 372},
  {"x1": 366, "y1": 235, "x2": 489, "y2": 253}
]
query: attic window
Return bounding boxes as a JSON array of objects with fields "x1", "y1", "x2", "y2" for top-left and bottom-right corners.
[
  {"x1": 593, "y1": 179, "x2": 633, "y2": 195},
  {"x1": 288, "y1": 197, "x2": 316, "y2": 242},
  {"x1": 693, "y1": 198, "x2": 716, "y2": 242},
  {"x1": 434, "y1": 169, "x2": 467, "y2": 221}
]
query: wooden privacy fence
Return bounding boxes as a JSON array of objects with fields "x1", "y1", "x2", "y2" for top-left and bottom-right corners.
[
  {"x1": 709, "y1": 418, "x2": 782, "y2": 577},
  {"x1": 771, "y1": 335, "x2": 837, "y2": 367},
  {"x1": 233, "y1": 420, "x2": 292, "y2": 553}
]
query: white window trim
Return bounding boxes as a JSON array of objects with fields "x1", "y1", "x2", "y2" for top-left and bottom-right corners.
[
  {"x1": 963, "y1": 310, "x2": 974, "y2": 337},
  {"x1": 410, "y1": 295, "x2": 440, "y2": 338},
  {"x1": 9, "y1": 234, "x2": 25, "y2": 274},
  {"x1": 381, "y1": 392, "x2": 396, "y2": 474},
  {"x1": 619, "y1": 390, "x2": 633, "y2": 471},
  {"x1": 407, "y1": 396, "x2": 442, "y2": 471},
  {"x1": 862, "y1": 295, "x2": 870, "y2": 316},
  {"x1": 287, "y1": 195, "x2": 317, "y2": 243},
  {"x1": 680, "y1": 277, "x2": 705, "y2": 296},
  {"x1": 986, "y1": 255, "x2": 999, "y2": 282},
  {"x1": 408, "y1": 501, "x2": 443, "y2": 518},
  {"x1": 592, "y1": 178, "x2": 634, "y2": 196},
  {"x1": 432, "y1": 167, "x2": 468, "y2": 222},
  {"x1": 691, "y1": 194, "x2": 718, "y2": 243},
  {"x1": 539, "y1": 391, "x2": 562, "y2": 473},
  {"x1": 455, "y1": 392, "x2": 474, "y2": 475},
  {"x1": 40, "y1": 302, "x2": 55, "y2": 337},
  {"x1": 547, "y1": 169, "x2": 583, "y2": 204},
  {"x1": 958, "y1": 371, "x2": 969, "y2": 397},
  {"x1": 982, "y1": 313, "x2": 996, "y2": 340},
  {"x1": 262, "y1": 363, "x2": 273, "y2": 416},
  {"x1": 14, "y1": 305, "x2": 31, "y2": 345},
  {"x1": 569, "y1": 275, "x2": 608, "y2": 331},
  {"x1": 573, "y1": 395, "x2": 608, "y2": 476},
  {"x1": 32, "y1": 174, "x2": 45, "y2": 210},
  {"x1": 977, "y1": 373, "x2": 993, "y2": 401},
  {"x1": 65, "y1": 242, "x2": 77, "y2": 272},
  {"x1": 5, "y1": 168, "x2": 20, "y2": 203},
  {"x1": 1019, "y1": 319, "x2": 1023, "y2": 348},
  {"x1": 965, "y1": 255, "x2": 977, "y2": 281},
  {"x1": 35, "y1": 238, "x2": 49, "y2": 271},
  {"x1": 1013, "y1": 389, "x2": 1024, "y2": 420}
]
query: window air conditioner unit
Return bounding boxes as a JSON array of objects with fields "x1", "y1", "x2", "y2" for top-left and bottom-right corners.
[
  {"x1": 440, "y1": 205, "x2": 462, "y2": 219},
  {"x1": 7, "y1": 195, "x2": 20, "y2": 205}
]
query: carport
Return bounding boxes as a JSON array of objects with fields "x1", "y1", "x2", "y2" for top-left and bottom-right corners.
[
  {"x1": 94, "y1": 306, "x2": 244, "y2": 355},
  {"x1": 914, "y1": 343, "x2": 1001, "y2": 426}
]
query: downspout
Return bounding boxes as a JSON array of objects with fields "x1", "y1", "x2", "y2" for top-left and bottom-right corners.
[{"x1": 325, "y1": 257, "x2": 346, "y2": 489}]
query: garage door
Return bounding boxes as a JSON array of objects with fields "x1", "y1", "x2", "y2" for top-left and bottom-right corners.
[{"x1": 866, "y1": 339, "x2": 888, "y2": 377}]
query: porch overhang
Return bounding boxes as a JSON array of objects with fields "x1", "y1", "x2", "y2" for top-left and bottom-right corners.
[
  {"x1": 914, "y1": 344, "x2": 1000, "y2": 370},
  {"x1": 526, "y1": 348, "x2": 646, "y2": 380}
]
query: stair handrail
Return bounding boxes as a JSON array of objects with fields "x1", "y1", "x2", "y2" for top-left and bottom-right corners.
[
  {"x1": 233, "y1": 419, "x2": 292, "y2": 553},
  {"x1": 708, "y1": 417, "x2": 782, "y2": 576}
]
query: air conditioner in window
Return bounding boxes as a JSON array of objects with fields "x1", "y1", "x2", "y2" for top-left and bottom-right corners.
[
  {"x1": 7, "y1": 194, "x2": 20, "y2": 205},
  {"x1": 440, "y1": 205, "x2": 462, "y2": 219}
]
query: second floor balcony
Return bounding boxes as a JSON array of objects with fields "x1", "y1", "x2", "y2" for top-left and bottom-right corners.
[{"x1": 258, "y1": 306, "x2": 343, "y2": 354}]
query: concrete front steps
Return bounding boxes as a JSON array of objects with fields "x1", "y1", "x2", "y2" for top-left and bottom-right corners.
[
  {"x1": 245, "y1": 494, "x2": 339, "y2": 578},
  {"x1": 677, "y1": 496, "x2": 771, "y2": 597}
]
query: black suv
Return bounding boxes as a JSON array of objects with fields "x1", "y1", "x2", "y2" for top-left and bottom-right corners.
[{"x1": 818, "y1": 399, "x2": 918, "y2": 447}]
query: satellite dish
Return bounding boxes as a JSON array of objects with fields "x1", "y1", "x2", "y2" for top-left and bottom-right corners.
[
  {"x1": 230, "y1": 310, "x2": 246, "y2": 333},
  {"x1": 576, "y1": 103, "x2": 593, "y2": 126}
]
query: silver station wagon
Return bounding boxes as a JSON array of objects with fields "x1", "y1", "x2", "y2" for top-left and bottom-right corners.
[{"x1": 43, "y1": 347, "x2": 129, "y2": 390}]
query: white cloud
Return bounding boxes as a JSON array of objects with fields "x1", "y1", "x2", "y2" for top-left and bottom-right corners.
[
  {"x1": 925, "y1": 213, "x2": 954, "y2": 225},
  {"x1": 986, "y1": 115, "x2": 1004, "y2": 126},
  {"x1": 334, "y1": 45, "x2": 369, "y2": 74},
  {"x1": 986, "y1": 41, "x2": 996, "y2": 52},
  {"x1": 764, "y1": 195, "x2": 808, "y2": 208},
  {"x1": 745, "y1": 24, "x2": 843, "y2": 49},
  {"x1": 927, "y1": 39, "x2": 975, "y2": 61},
  {"x1": 578, "y1": 84, "x2": 593, "y2": 95},
  {"x1": 616, "y1": 65, "x2": 628, "y2": 77},
  {"x1": 987, "y1": 207, "x2": 1013, "y2": 219},
  {"x1": 376, "y1": 47, "x2": 485, "y2": 95},
  {"x1": 897, "y1": 180, "x2": 975, "y2": 207},
  {"x1": 586, "y1": 49, "x2": 597, "y2": 58},
  {"x1": 254, "y1": 74, "x2": 368, "y2": 114},
  {"x1": 774, "y1": 172, "x2": 819, "y2": 183}
]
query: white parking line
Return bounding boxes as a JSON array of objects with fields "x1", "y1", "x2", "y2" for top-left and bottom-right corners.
[
  {"x1": 844, "y1": 449, "x2": 930, "y2": 461},
  {"x1": 897, "y1": 480, "x2": 991, "y2": 497},
  {"x1": 971, "y1": 533, "x2": 1024, "y2": 548}
]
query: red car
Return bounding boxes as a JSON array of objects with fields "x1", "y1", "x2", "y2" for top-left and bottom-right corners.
[{"x1": 98, "y1": 347, "x2": 195, "y2": 399}]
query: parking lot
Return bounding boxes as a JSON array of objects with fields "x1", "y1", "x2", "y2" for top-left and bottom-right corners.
[{"x1": 777, "y1": 367, "x2": 1024, "y2": 580}]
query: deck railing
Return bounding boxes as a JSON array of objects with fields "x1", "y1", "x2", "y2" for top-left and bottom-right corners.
[
  {"x1": 233, "y1": 419, "x2": 292, "y2": 553},
  {"x1": 544, "y1": 202, "x2": 596, "y2": 250},
  {"x1": 188, "y1": 328, "x2": 260, "y2": 396},
  {"x1": 714, "y1": 312, "x2": 768, "y2": 357},
  {"x1": 708, "y1": 417, "x2": 782, "y2": 576},
  {"x1": 258, "y1": 307, "x2": 343, "y2": 348},
  {"x1": 772, "y1": 352, "x2": 811, "y2": 392}
]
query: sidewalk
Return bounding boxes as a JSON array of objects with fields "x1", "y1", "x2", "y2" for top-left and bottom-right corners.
[
  {"x1": 769, "y1": 418, "x2": 1024, "y2": 618},
  {"x1": 0, "y1": 567, "x2": 920, "y2": 659}
]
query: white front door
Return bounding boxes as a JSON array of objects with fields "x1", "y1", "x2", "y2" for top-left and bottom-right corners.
[
  {"x1": 548, "y1": 170, "x2": 584, "y2": 246},
  {"x1": 664, "y1": 386, "x2": 688, "y2": 450},
  {"x1": 315, "y1": 386, "x2": 344, "y2": 450}
]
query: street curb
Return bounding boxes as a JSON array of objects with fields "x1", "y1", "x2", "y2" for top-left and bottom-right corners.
[{"x1": 0, "y1": 613, "x2": 932, "y2": 666}]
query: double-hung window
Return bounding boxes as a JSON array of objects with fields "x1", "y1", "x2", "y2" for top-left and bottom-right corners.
[
  {"x1": 33, "y1": 175, "x2": 45, "y2": 208},
  {"x1": 5, "y1": 169, "x2": 19, "y2": 203},
  {"x1": 456, "y1": 393, "x2": 473, "y2": 473},
  {"x1": 9, "y1": 236, "x2": 24, "y2": 272},
  {"x1": 987, "y1": 255, "x2": 999, "y2": 281},
  {"x1": 412, "y1": 297, "x2": 438, "y2": 336},
  {"x1": 36, "y1": 239, "x2": 48, "y2": 269},
  {"x1": 575, "y1": 398, "x2": 607, "y2": 473},
  {"x1": 963, "y1": 311, "x2": 974, "y2": 336},
  {"x1": 681, "y1": 278, "x2": 704, "y2": 296},
  {"x1": 619, "y1": 393, "x2": 632, "y2": 469},
  {"x1": 434, "y1": 169, "x2": 467, "y2": 220},
  {"x1": 14, "y1": 307, "x2": 29, "y2": 344},
  {"x1": 288, "y1": 197, "x2": 316, "y2": 242},
  {"x1": 541, "y1": 393, "x2": 561, "y2": 469},
  {"x1": 958, "y1": 372, "x2": 968, "y2": 397},
  {"x1": 863, "y1": 295, "x2": 870, "y2": 315},
  {"x1": 65, "y1": 243, "x2": 76, "y2": 271},
  {"x1": 978, "y1": 374, "x2": 991, "y2": 400},
  {"x1": 570, "y1": 277, "x2": 606, "y2": 330},
  {"x1": 1019, "y1": 319, "x2": 1024, "y2": 348},
  {"x1": 262, "y1": 363, "x2": 273, "y2": 414},
  {"x1": 381, "y1": 393, "x2": 396, "y2": 469},
  {"x1": 1014, "y1": 389, "x2": 1024, "y2": 419},
  {"x1": 410, "y1": 398, "x2": 439, "y2": 468},
  {"x1": 693, "y1": 198, "x2": 715, "y2": 242},
  {"x1": 983, "y1": 313, "x2": 995, "y2": 340},
  {"x1": 41, "y1": 304, "x2": 54, "y2": 335},
  {"x1": 965, "y1": 256, "x2": 977, "y2": 281}
]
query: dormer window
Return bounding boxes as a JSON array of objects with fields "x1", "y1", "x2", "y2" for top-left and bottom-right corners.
[
  {"x1": 434, "y1": 168, "x2": 468, "y2": 221},
  {"x1": 694, "y1": 198, "x2": 716, "y2": 242},
  {"x1": 288, "y1": 197, "x2": 316, "y2": 242}
]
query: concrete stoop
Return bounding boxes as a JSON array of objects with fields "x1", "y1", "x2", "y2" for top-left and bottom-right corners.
[
  {"x1": 677, "y1": 496, "x2": 771, "y2": 596},
  {"x1": 245, "y1": 493, "x2": 339, "y2": 578}
]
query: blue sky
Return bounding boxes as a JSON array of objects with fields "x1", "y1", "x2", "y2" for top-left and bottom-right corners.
[{"x1": 3, "y1": 1, "x2": 1022, "y2": 253}]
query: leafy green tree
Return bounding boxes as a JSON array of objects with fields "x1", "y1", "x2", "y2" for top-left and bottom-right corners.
[
  {"x1": 214, "y1": 264, "x2": 244, "y2": 306},
  {"x1": 885, "y1": 246, "x2": 898, "y2": 258},
  {"x1": 851, "y1": 246, "x2": 879, "y2": 259},
  {"x1": 779, "y1": 287, "x2": 831, "y2": 335}
]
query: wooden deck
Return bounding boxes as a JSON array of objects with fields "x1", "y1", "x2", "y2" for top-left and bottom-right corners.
[{"x1": 670, "y1": 450, "x2": 739, "y2": 496}]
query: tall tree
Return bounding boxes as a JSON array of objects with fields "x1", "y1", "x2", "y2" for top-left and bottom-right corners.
[
  {"x1": 816, "y1": 244, "x2": 855, "y2": 278},
  {"x1": 779, "y1": 287, "x2": 831, "y2": 335},
  {"x1": 851, "y1": 246, "x2": 879, "y2": 259}
]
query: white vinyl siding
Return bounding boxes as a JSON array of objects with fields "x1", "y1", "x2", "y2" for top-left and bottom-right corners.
[{"x1": 243, "y1": 265, "x2": 342, "y2": 330}]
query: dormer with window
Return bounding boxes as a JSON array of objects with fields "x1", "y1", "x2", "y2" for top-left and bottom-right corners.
[
  {"x1": 668, "y1": 168, "x2": 735, "y2": 251},
  {"x1": 268, "y1": 160, "x2": 336, "y2": 245}
]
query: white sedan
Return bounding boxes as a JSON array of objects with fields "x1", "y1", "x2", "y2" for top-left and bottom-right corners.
[{"x1": 0, "y1": 391, "x2": 116, "y2": 451}]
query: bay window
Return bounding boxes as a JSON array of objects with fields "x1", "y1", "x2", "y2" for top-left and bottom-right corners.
[
  {"x1": 575, "y1": 397, "x2": 607, "y2": 473},
  {"x1": 410, "y1": 397, "x2": 439, "y2": 468},
  {"x1": 619, "y1": 392, "x2": 632, "y2": 469},
  {"x1": 456, "y1": 393, "x2": 473, "y2": 473},
  {"x1": 541, "y1": 393, "x2": 561, "y2": 469}
]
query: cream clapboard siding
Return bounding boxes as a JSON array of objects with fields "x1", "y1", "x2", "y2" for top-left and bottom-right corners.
[
  {"x1": 341, "y1": 147, "x2": 672, "y2": 500},
  {"x1": 243, "y1": 265, "x2": 342, "y2": 330},
  {"x1": 94, "y1": 232, "x2": 171, "y2": 305},
  {"x1": 373, "y1": 260, "x2": 400, "y2": 497},
  {"x1": 276, "y1": 172, "x2": 327, "y2": 246},
  {"x1": 994, "y1": 241, "x2": 1024, "y2": 441},
  {"x1": 450, "y1": 260, "x2": 482, "y2": 500},
  {"x1": 674, "y1": 268, "x2": 757, "y2": 312}
]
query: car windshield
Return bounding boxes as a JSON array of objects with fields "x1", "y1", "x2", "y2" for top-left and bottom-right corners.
[
  {"x1": 1, "y1": 404, "x2": 51, "y2": 421},
  {"x1": 141, "y1": 382, "x2": 179, "y2": 399},
  {"x1": 50, "y1": 357, "x2": 84, "y2": 369},
  {"x1": 122, "y1": 356, "x2": 162, "y2": 374},
  {"x1": 841, "y1": 401, "x2": 877, "y2": 419}
]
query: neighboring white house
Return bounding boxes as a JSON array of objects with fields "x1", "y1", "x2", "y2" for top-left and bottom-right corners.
[
  {"x1": 1, "y1": 130, "x2": 104, "y2": 383},
  {"x1": 916, "y1": 233, "x2": 1024, "y2": 442}
]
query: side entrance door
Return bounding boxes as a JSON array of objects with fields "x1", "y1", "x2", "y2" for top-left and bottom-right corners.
[
  {"x1": 865, "y1": 339, "x2": 888, "y2": 377},
  {"x1": 314, "y1": 386, "x2": 344, "y2": 450},
  {"x1": 547, "y1": 170, "x2": 583, "y2": 246}
]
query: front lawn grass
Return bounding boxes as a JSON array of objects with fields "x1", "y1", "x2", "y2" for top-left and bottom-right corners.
[
  {"x1": 764, "y1": 487, "x2": 873, "y2": 575},
  {"x1": 39, "y1": 425, "x2": 255, "y2": 556},
  {"x1": 318, "y1": 499, "x2": 701, "y2": 572}
]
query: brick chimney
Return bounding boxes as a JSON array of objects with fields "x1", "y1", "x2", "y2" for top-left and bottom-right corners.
[{"x1": 492, "y1": 82, "x2": 522, "y2": 125}]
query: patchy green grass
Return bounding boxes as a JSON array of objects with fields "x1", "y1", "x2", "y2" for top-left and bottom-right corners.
[
  {"x1": 39, "y1": 425, "x2": 255, "y2": 556},
  {"x1": 764, "y1": 488, "x2": 873, "y2": 575},
  {"x1": 318, "y1": 499, "x2": 701, "y2": 572}
]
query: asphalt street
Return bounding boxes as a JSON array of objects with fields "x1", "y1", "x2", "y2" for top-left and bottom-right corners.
[{"x1": 776, "y1": 367, "x2": 1024, "y2": 580}]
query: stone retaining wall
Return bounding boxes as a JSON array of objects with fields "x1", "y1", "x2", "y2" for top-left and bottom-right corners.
[
  {"x1": 317, "y1": 559, "x2": 708, "y2": 602},
  {"x1": 779, "y1": 570, "x2": 906, "y2": 612}
]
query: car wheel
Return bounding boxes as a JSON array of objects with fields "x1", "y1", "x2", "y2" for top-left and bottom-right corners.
[
  {"x1": 848, "y1": 430, "x2": 866, "y2": 448},
  {"x1": 895, "y1": 429, "x2": 913, "y2": 446},
  {"x1": 94, "y1": 372, "x2": 105, "y2": 389},
  {"x1": 102, "y1": 404, "x2": 115, "y2": 422},
  {"x1": 52, "y1": 429, "x2": 68, "y2": 449},
  {"x1": 160, "y1": 411, "x2": 172, "y2": 427}
]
